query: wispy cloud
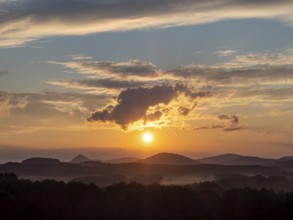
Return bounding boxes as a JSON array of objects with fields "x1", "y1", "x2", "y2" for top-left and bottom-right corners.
[
  {"x1": 70, "y1": 54, "x2": 93, "y2": 60},
  {"x1": 219, "y1": 50, "x2": 293, "y2": 68},
  {"x1": 214, "y1": 50, "x2": 238, "y2": 57},
  {"x1": 192, "y1": 114, "x2": 243, "y2": 132},
  {"x1": 1, "y1": 0, "x2": 293, "y2": 47},
  {"x1": 47, "y1": 78, "x2": 147, "y2": 90},
  {"x1": 50, "y1": 60, "x2": 160, "y2": 80},
  {"x1": 169, "y1": 50, "x2": 293, "y2": 86},
  {"x1": 0, "y1": 92, "x2": 28, "y2": 117},
  {"x1": 0, "y1": 90, "x2": 111, "y2": 136}
]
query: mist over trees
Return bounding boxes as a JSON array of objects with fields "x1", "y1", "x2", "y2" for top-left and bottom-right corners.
[{"x1": 1, "y1": 173, "x2": 293, "y2": 220}]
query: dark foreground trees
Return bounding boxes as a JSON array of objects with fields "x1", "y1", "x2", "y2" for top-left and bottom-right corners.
[{"x1": 1, "y1": 173, "x2": 293, "y2": 220}]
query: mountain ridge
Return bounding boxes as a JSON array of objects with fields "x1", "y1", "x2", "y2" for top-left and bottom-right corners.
[
  {"x1": 70, "y1": 154, "x2": 90, "y2": 164},
  {"x1": 139, "y1": 152, "x2": 199, "y2": 165},
  {"x1": 198, "y1": 153, "x2": 275, "y2": 165}
]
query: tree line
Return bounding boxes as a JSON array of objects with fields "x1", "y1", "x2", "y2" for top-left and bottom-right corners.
[{"x1": 1, "y1": 173, "x2": 293, "y2": 220}]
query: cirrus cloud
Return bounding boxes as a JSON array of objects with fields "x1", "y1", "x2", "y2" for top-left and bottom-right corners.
[
  {"x1": 50, "y1": 60, "x2": 160, "y2": 80},
  {"x1": 47, "y1": 78, "x2": 147, "y2": 90},
  {"x1": 1, "y1": 0, "x2": 293, "y2": 47}
]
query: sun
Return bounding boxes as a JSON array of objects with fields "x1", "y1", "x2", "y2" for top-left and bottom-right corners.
[{"x1": 143, "y1": 132, "x2": 153, "y2": 143}]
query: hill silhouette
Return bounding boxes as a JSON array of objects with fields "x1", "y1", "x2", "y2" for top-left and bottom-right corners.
[
  {"x1": 277, "y1": 156, "x2": 293, "y2": 162},
  {"x1": 198, "y1": 153, "x2": 275, "y2": 165},
  {"x1": 140, "y1": 152, "x2": 199, "y2": 165},
  {"x1": 106, "y1": 157, "x2": 140, "y2": 164},
  {"x1": 70, "y1": 154, "x2": 90, "y2": 163},
  {"x1": 21, "y1": 157, "x2": 60, "y2": 164}
]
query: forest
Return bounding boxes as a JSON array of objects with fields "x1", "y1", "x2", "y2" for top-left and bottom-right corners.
[{"x1": 1, "y1": 173, "x2": 293, "y2": 220}]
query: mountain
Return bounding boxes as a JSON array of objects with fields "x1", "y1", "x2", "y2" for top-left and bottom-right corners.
[
  {"x1": 277, "y1": 156, "x2": 293, "y2": 162},
  {"x1": 273, "y1": 157, "x2": 293, "y2": 169},
  {"x1": 198, "y1": 154, "x2": 275, "y2": 165},
  {"x1": 140, "y1": 152, "x2": 199, "y2": 165},
  {"x1": 21, "y1": 157, "x2": 60, "y2": 164},
  {"x1": 70, "y1": 154, "x2": 90, "y2": 163},
  {"x1": 106, "y1": 157, "x2": 140, "y2": 164}
]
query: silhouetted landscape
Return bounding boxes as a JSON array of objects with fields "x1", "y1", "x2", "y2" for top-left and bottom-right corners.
[
  {"x1": 2, "y1": 171, "x2": 293, "y2": 219},
  {"x1": 2, "y1": 0, "x2": 293, "y2": 219},
  {"x1": 1, "y1": 152, "x2": 293, "y2": 219}
]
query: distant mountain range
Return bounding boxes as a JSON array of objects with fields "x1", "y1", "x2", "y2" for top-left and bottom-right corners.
[
  {"x1": 2, "y1": 152, "x2": 293, "y2": 186},
  {"x1": 16, "y1": 153, "x2": 293, "y2": 166},
  {"x1": 9, "y1": 152, "x2": 293, "y2": 167}
]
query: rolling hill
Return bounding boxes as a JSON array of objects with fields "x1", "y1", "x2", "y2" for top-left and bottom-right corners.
[
  {"x1": 21, "y1": 157, "x2": 61, "y2": 164},
  {"x1": 70, "y1": 154, "x2": 90, "y2": 163},
  {"x1": 139, "y1": 152, "x2": 199, "y2": 165},
  {"x1": 198, "y1": 154, "x2": 275, "y2": 165}
]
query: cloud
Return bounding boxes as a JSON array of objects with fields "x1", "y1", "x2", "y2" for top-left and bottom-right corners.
[
  {"x1": 192, "y1": 114, "x2": 243, "y2": 132},
  {"x1": 88, "y1": 84, "x2": 211, "y2": 129},
  {"x1": 1, "y1": 91, "x2": 108, "y2": 120},
  {"x1": 165, "y1": 50, "x2": 293, "y2": 86},
  {"x1": 214, "y1": 50, "x2": 237, "y2": 57},
  {"x1": 50, "y1": 60, "x2": 160, "y2": 80},
  {"x1": 178, "y1": 103, "x2": 197, "y2": 116},
  {"x1": 0, "y1": 90, "x2": 113, "y2": 137},
  {"x1": 16, "y1": 91, "x2": 109, "y2": 117},
  {"x1": 220, "y1": 51, "x2": 293, "y2": 68},
  {"x1": 70, "y1": 54, "x2": 93, "y2": 60},
  {"x1": 51, "y1": 50, "x2": 293, "y2": 86},
  {"x1": 218, "y1": 114, "x2": 243, "y2": 131},
  {"x1": 0, "y1": 92, "x2": 28, "y2": 116},
  {"x1": 218, "y1": 114, "x2": 239, "y2": 127},
  {"x1": 144, "y1": 111, "x2": 163, "y2": 124},
  {"x1": 234, "y1": 87, "x2": 293, "y2": 101},
  {"x1": 193, "y1": 124, "x2": 225, "y2": 131},
  {"x1": 1, "y1": 0, "x2": 293, "y2": 47},
  {"x1": 47, "y1": 78, "x2": 146, "y2": 90}
]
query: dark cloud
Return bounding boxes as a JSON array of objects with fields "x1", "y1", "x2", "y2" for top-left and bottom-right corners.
[
  {"x1": 178, "y1": 106, "x2": 191, "y2": 116},
  {"x1": 178, "y1": 103, "x2": 197, "y2": 116},
  {"x1": 48, "y1": 78, "x2": 146, "y2": 89},
  {"x1": 218, "y1": 114, "x2": 239, "y2": 127},
  {"x1": 193, "y1": 124, "x2": 225, "y2": 131},
  {"x1": 218, "y1": 114, "x2": 243, "y2": 131},
  {"x1": 88, "y1": 84, "x2": 211, "y2": 129},
  {"x1": 81, "y1": 61, "x2": 157, "y2": 78},
  {"x1": 144, "y1": 111, "x2": 163, "y2": 124},
  {"x1": 193, "y1": 114, "x2": 243, "y2": 132}
]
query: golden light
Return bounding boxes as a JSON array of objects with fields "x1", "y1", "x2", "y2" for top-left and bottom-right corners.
[{"x1": 143, "y1": 132, "x2": 153, "y2": 143}]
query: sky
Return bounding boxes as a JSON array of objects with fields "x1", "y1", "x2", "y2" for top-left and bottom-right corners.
[{"x1": 0, "y1": 0, "x2": 293, "y2": 161}]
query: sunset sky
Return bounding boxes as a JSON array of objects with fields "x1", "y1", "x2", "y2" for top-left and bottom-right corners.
[{"x1": 0, "y1": 0, "x2": 293, "y2": 160}]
